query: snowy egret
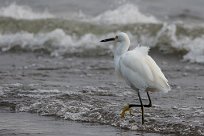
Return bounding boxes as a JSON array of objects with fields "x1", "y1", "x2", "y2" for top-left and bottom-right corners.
[{"x1": 100, "y1": 32, "x2": 170, "y2": 124}]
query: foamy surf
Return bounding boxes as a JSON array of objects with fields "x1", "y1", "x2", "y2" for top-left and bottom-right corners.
[
  {"x1": 0, "y1": 25, "x2": 204, "y2": 63},
  {"x1": 0, "y1": 3, "x2": 158, "y2": 24},
  {"x1": 0, "y1": 65, "x2": 203, "y2": 136},
  {"x1": 0, "y1": 29, "x2": 112, "y2": 57},
  {"x1": 0, "y1": 1, "x2": 204, "y2": 136},
  {"x1": 89, "y1": 4, "x2": 159, "y2": 24},
  {"x1": 0, "y1": 3, "x2": 54, "y2": 20},
  {"x1": 0, "y1": 3, "x2": 203, "y2": 63}
]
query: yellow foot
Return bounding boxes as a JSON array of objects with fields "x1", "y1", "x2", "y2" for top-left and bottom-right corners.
[{"x1": 120, "y1": 104, "x2": 132, "y2": 118}]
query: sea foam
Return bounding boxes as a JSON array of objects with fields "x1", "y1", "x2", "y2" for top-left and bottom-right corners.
[
  {"x1": 0, "y1": 27, "x2": 204, "y2": 63},
  {"x1": 90, "y1": 4, "x2": 159, "y2": 24},
  {"x1": 0, "y1": 3, "x2": 158, "y2": 24},
  {"x1": 0, "y1": 3, "x2": 53, "y2": 20},
  {"x1": 0, "y1": 29, "x2": 111, "y2": 57}
]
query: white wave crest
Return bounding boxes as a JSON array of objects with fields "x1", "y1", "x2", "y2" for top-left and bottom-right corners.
[
  {"x1": 0, "y1": 28, "x2": 204, "y2": 63},
  {"x1": 155, "y1": 24, "x2": 204, "y2": 63},
  {"x1": 91, "y1": 4, "x2": 159, "y2": 24},
  {"x1": 180, "y1": 37, "x2": 204, "y2": 63},
  {"x1": 0, "y1": 29, "x2": 111, "y2": 57},
  {"x1": 0, "y1": 3, "x2": 54, "y2": 20}
]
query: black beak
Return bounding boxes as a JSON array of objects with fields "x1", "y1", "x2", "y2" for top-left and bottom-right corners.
[{"x1": 100, "y1": 38, "x2": 115, "y2": 42}]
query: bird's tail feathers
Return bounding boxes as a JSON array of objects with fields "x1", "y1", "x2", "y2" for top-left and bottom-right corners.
[{"x1": 156, "y1": 76, "x2": 171, "y2": 93}]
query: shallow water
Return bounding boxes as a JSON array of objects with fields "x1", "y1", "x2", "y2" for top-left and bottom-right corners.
[
  {"x1": 1, "y1": 109, "x2": 152, "y2": 136},
  {"x1": 0, "y1": 1, "x2": 204, "y2": 135},
  {"x1": 0, "y1": 52, "x2": 203, "y2": 135}
]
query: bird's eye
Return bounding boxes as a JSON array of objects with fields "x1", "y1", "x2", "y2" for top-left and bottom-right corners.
[{"x1": 115, "y1": 36, "x2": 118, "y2": 39}]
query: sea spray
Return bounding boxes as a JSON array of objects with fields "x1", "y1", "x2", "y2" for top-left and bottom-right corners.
[
  {"x1": 89, "y1": 4, "x2": 159, "y2": 24},
  {"x1": 0, "y1": 3, "x2": 204, "y2": 63},
  {"x1": 0, "y1": 3, "x2": 54, "y2": 20}
]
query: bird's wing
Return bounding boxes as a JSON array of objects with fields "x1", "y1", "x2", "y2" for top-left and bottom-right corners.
[
  {"x1": 144, "y1": 55, "x2": 171, "y2": 92},
  {"x1": 120, "y1": 47, "x2": 170, "y2": 92},
  {"x1": 119, "y1": 49, "x2": 154, "y2": 87}
]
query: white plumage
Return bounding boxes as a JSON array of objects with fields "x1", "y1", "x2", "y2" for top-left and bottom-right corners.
[
  {"x1": 118, "y1": 46, "x2": 170, "y2": 93},
  {"x1": 113, "y1": 32, "x2": 170, "y2": 93},
  {"x1": 100, "y1": 32, "x2": 170, "y2": 124}
]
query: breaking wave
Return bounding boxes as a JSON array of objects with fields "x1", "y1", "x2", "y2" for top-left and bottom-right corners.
[
  {"x1": 0, "y1": 3, "x2": 54, "y2": 20},
  {"x1": 0, "y1": 23, "x2": 204, "y2": 63},
  {"x1": 0, "y1": 2, "x2": 203, "y2": 63},
  {"x1": 0, "y1": 29, "x2": 111, "y2": 57},
  {"x1": 0, "y1": 3, "x2": 157, "y2": 24},
  {"x1": 89, "y1": 4, "x2": 159, "y2": 24},
  {"x1": 0, "y1": 2, "x2": 204, "y2": 136}
]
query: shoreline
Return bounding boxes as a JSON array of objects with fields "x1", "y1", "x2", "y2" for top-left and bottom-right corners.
[
  {"x1": 0, "y1": 108, "x2": 162, "y2": 136},
  {"x1": 0, "y1": 52, "x2": 203, "y2": 135}
]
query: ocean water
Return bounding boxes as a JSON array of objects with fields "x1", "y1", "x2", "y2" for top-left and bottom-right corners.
[
  {"x1": 0, "y1": 1, "x2": 203, "y2": 63},
  {"x1": 0, "y1": 1, "x2": 204, "y2": 136}
]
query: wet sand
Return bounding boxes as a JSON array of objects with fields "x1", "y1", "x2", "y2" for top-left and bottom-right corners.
[
  {"x1": 0, "y1": 108, "x2": 141, "y2": 136},
  {"x1": 0, "y1": 51, "x2": 203, "y2": 135}
]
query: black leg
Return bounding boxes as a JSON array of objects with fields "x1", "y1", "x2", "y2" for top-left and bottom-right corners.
[
  {"x1": 138, "y1": 91, "x2": 144, "y2": 124},
  {"x1": 128, "y1": 91, "x2": 152, "y2": 124},
  {"x1": 120, "y1": 91, "x2": 152, "y2": 124},
  {"x1": 129, "y1": 91, "x2": 152, "y2": 107},
  {"x1": 146, "y1": 91, "x2": 152, "y2": 107}
]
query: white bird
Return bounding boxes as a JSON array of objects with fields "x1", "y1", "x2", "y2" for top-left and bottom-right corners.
[{"x1": 100, "y1": 32, "x2": 170, "y2": 124}]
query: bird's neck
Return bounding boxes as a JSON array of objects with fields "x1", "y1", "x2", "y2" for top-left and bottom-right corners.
[
  {"x1": 114, "y1": 41, "x2": 129, "y2": 58},
  {"x1": 113, "y1": 41, "x2": 129, "y2": 68}
]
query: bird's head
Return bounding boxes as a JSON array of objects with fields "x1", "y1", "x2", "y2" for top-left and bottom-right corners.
[
  {"x1": 100, "y1": 32, "x2": 130, "y2": 45},
  {"x1": 100, "y1": 32, "x2": 130, "y2": 56}
]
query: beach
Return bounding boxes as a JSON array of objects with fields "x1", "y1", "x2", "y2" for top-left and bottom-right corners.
[
  {"x1": 0, "y1": 51, "x2": 203, "y2": 135},
  {"x1": 0, "y1": 0, "x2": 204, "y2": 135}
]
